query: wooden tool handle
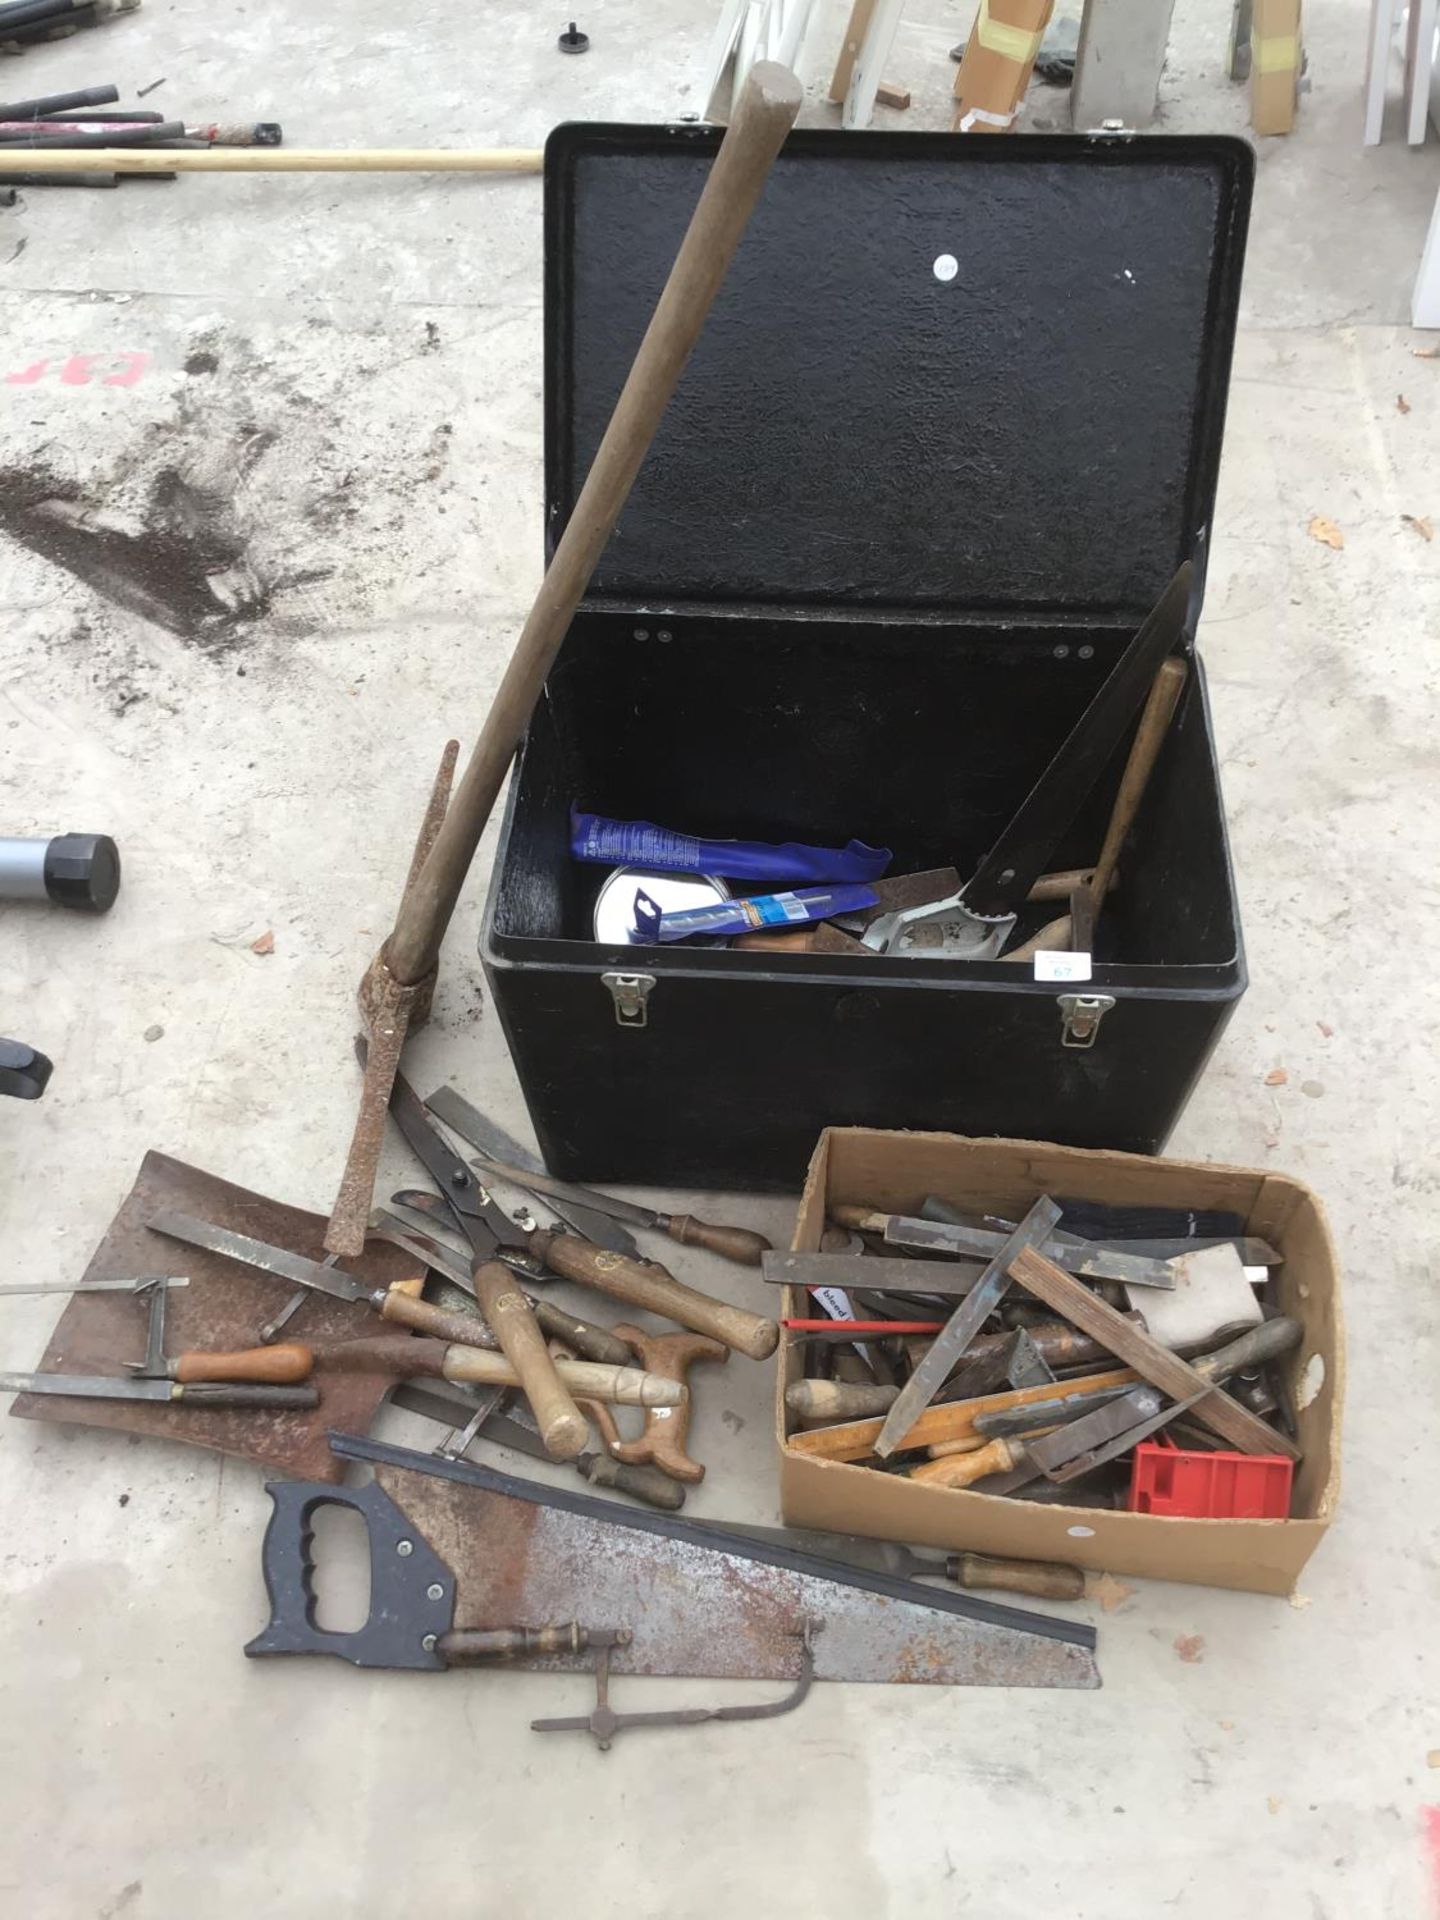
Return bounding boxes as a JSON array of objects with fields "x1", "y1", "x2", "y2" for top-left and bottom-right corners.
[
  {"x1": 785, "y1": 1367, "x2": 1138, "y2": 1462},
  {"x1": 313, "y1": 1336, "x2": 683, "y2": 1407},
  {"x1": 471, "y1": 1259, "x2": 588, "y2": 1460},
  {"x1": 662, "y1": 1214, "x2": 773, "y2": 1267},
  {"x1": 377, "y1": 1287, "x2": 497, "y2": 1350},
  {"x1": 1002, "y1": 914, "x2": 1072, "y2": 964},
  {"x1": 386, "y1": 63, "x2": 804, "y2": 985},
  {"x1": 947, "y1": 1551, "x2": 1085, "y2": 1600},
  {"x1": 578, "y1": 1452, "x2": 688, "y2": 1510},
  {"x1": 172, "y1": 1383, "x2": 320, "y2": 1408},
  {"x1": 829, "y1": 1204, "x2": 890, "y2": 1234},
  {"x1": 924, "y1": 1435, "x2": 990, "y2": 1459},
  {"x1": 1028, "y1": 868, "x2": 1095, "y2": 902},
  {"x1": 315, "y1": 1335, "x2": 453, "y2": 1378},
  {"x1": 1193, "y1": 1315, "x2": 1302, "y2": 1380},
  {"x1": 1091, "y1": 656, "x2": 1188, "y2": 900},
  {"x1": 527, "y1": 1296, "x2": 630, "y2": 1367},
  {"x1": 786, "y1": 1378, "x2": 898, "y2": 1421},
  {"x1": 910, "y1": 1438, "x2": 1019, "y2": 1488},
  {"x1": 438, "y1": 1624, "x2": 591, "y2": 1664},
  {"x1": 532, "y1": 1232, "x2": 779, "y2": 1359},
  {"x1": 443, "y1": 1349, "x2": 682, "y2": 1408},
  {"x1": 172, "y1": 1344, "x2": 313, "y2": 1385}
]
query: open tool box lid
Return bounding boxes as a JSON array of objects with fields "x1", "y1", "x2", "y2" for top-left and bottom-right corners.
[
  {"x1": 543, "y1": 127, "x2": 1254, "y2": 626},
  {"x1": 479, "y1": 130, "x2": 1255, "y2": 1185}
]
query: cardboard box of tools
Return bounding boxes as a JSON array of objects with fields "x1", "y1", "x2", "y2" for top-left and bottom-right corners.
[{"x1": 776, "y1": 1128, "x2": 1343, "y2": 1595}]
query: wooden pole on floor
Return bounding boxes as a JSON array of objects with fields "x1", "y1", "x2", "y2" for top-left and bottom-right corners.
[{"x1": 0, "y1": 146, "x2": 545, "y2": 173}]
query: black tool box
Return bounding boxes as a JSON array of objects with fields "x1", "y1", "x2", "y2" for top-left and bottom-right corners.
[{"x1": 480, "y1": 128, "x2": 1253, "y2": 1189}]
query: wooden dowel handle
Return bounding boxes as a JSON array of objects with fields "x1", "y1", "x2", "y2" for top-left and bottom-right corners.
[
  {"x1": 1028, "y1": 868, "x2": 1095, "y2": 902},
  {"x1": 1091, "y1": 657, "x2": 1188, "y2": 900},
  {"x1": 578, "y1": 1452, "x2": 688, "y2": 1510},
  {"x1": 171, "y1": 1343, "x2": 313, "y2": 1384},
  {"x1": 386, "y1": 62, "x2": 804, "y2": 985},
  {"x1": 785, "y1": 1378, "x2": 898, "y2": 1421},
  {"x1": 828, "y1": 1204, "x2": 890, "y2": 1234},
  {"x1": 377, "y1": 1287, "x2": 497, "y2": 1350},
  {"x1": 662, "y1": 1214, "x2": 773, "y2": 1267},
  {"x1": 947, "y1": 1551, "x2": 1085, "y2": 1601},
  {"x1": 312, "y1": 1335, "x2": 682, "y2": 1407},
  {"x1": 471, "y1": 1259, "x2": 588, "y2": 1459},
  {"x1": 526, "y1": 1296, "x2": 630, "y2": 1366},
  {"x1": 909, "y1": 1438, "x2": 1019, "y2": 1487},
  {"x1": 533, "y1": 1232, "x2": 779, "y2": 1360},
  {"x1": 441, "y1": 1349, "x2": 684, "y2": 1409},
  {"x1": 172, "y1": 1383, "x2": 320, "y2": 1408},
  {"x1": 924, "y1": 1434, "x2": 990, "y2": 1459}
]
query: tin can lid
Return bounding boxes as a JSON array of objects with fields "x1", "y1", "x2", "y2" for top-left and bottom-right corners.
[{"x1": 593, "y1": 866, "x2": 730, "y2": 946}]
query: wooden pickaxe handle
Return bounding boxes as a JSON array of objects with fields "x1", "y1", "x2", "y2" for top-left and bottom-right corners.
[
  {"x1": 385, "y1": 63, "x2": 804, "y2": 987},
  {"x1": 531, "y1": 1231, "x2": 779, "y2": 1360}
]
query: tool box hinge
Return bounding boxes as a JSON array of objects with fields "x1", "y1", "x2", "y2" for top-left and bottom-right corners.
[
  {"x1": 1057, "y1": 993, "x2": 1115, "y2": 1049},
  {"x1": 601, "y1": 972, "x2": 656, "y2": 1029}
]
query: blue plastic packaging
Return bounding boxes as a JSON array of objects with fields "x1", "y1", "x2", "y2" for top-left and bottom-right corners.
[
  {"x1": 571, "y1": 809, "x2": 891, "y2": 885},
  {"x1": 633, "y1": 884, "x2": 879, "y2": 944}
]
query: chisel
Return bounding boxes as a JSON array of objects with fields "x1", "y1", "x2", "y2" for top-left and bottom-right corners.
[
  {"x1": 0, "y1": 1370, "x2": 318, "y2": 1408},
  {"x1": 708, "y1": 1521, "x2": 1085, "y2": 1601}
]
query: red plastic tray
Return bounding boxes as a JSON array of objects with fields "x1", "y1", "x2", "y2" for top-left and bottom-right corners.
[{"x1": 1129, "y1": 1438, "x2": 1294, "y2": 1519}]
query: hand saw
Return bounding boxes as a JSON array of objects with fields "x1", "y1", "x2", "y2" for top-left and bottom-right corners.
[{"x1": 863, "y1": 561, "x2": 1193, "y2": 957}]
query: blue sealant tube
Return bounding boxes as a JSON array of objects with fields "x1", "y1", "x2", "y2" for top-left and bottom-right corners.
[
  {"x1": 633, "y1": 884, "x2": 879, "y2": 944},
  {"x1": 571, "y1": 809, "x2": 891, "y2": 886}
]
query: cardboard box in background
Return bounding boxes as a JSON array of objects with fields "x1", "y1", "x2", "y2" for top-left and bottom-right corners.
[
  {"x1": 1251, "y1": 0, "x2": 1302, "y2": 134},
  {"x1": 776, "y1": 1129, "x2": 1343, "y2": 1596},
  {"x1": 952, "y1": 0, "x2": 1054, "y2": 131}
]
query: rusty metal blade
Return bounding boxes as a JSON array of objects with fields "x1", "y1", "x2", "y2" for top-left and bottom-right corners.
[{"x1": 335, "y1": 1433, "x2": 1100, "y2": 1689}]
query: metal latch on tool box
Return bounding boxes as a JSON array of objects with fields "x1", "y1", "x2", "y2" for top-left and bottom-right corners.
[
  {"x1": 601, "y1": 972, "x2": 655, "y2": 1028},
  {"x1": 1058, "y1": 993, "x2": 1115, "y2": 1049}
]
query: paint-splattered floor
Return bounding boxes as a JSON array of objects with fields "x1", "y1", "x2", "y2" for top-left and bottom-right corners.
[{"x1": 1, "y1": 3, "x2": 1437, "y2": 1916}]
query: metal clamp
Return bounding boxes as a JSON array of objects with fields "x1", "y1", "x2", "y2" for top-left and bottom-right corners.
[
  {"x1": 601, "y1": 972, "x2": 655, "y2": 1029},
  {"x1": 1058, "y1": 993, "x2": 1115, "y2": 1050}
]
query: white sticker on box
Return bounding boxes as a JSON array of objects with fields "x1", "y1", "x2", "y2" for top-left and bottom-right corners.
[{"x1": 1033, "y1": 950, "x2": 1093, "y2": 983}]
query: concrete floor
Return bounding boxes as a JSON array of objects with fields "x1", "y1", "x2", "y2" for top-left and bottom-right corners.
[{"x1": 1, "y1": 0, "x2": 1437, "y2": 1914}]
